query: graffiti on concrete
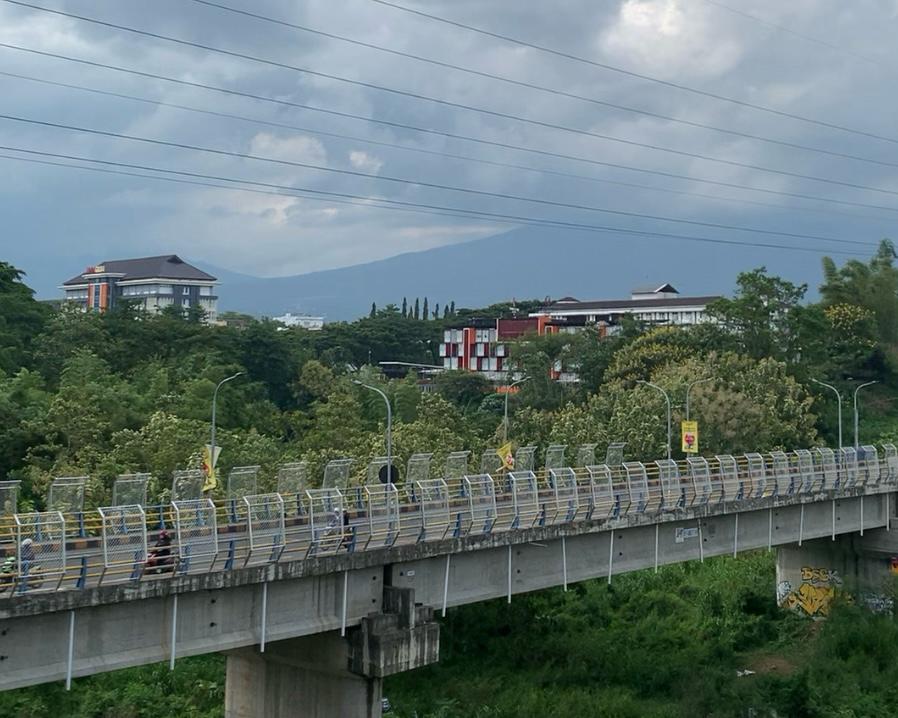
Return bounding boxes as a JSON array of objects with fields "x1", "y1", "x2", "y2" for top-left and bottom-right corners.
[{"x1": 777, "y1": 566, "x2": 843, "y2": 616}]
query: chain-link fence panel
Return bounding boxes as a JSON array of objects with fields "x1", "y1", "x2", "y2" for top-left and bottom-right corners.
[
  {"x1": 277, "y1": 462, "x2": 308, "y2": 495},
  {"x1": 549, "y1": 467, "x2": 578, "y2": 523},
  {"x1": 0, "y1": 480, "x2": 20, "y2": 517},
  {"x1": 364, "y1": 484, "x2": 400, "y2": 549},
  {"x1": 322, "y1": 459, "x2": 354, "y2": 491},
  {"x1": 415, "y1": 479, "x2": 450, "y2": 542},
  {"x1": 715, "y1": 455, "x2": 739, "y2": 502},
  {"x1": 812, "y1": 447, "x2": 837, "y2": 491},
  {"x1": 509, "y1": 471, "x2": 539, "y2": 529},
  {"x1": 515, "y1": 446, "x2": 537, "y2": 473},
  {"x1": 604, "y1": 442, "x2": 627, "y2": 466},
  {"x1": 305, "y1": 488, "x2": 345, "y2": 557},
  {"x1": 173, "y1": 499, "x2": 219, "y2": 573},
  {"x1": 624, "y1": 462, "x2": 651, "y2": 514},
  {"x1": 172, "y1": 469, "x2": 205, "y2": 502},
  {"x1": 462, "y1": 474, "x2": 496, "y2": 535},
  {"x1": 545, "y1": 444, "x2": 566, "y2": 472},
  {"x1": 793, "y1": 450, "x2": 814, "y2": 493},
  {"x1": 610, "y1": 464, "x2": 630, "y2": 516},
  {"x1": 745, "y1": 453, "x2": 767, "y2": 498},
  {"x1": 405, "y1": 454, "x2": 432, "y2": 501},
  {"x1": 113, "y1": 474, "x2": 149, "y2": 507},
  {"x1": 277, "y1": 462, "x2": 308, "y2": 517},
  {"x1": 48, "y1": 476, "x2": 86, "y2": 514},
  {"x1": 98, "y1": 505, "x2": 147, "y2": 584},
  {"x1": 14, "y1": 512, "x2": 66, "y2": 593},
  {"x1": 656, "y1": 459, "x2": 684, "y2": 511},
  {"x1": 444, "y1": 451, "x2": 470, "y2": 483},
  {"x1": 861, "y1": 445, "x2": 881, "y2": 486},
  {"x1": 840, "y1": 447, "x2": 859, "y2": 489},
  {"x1": 228, "y1": 465, "x2": 260, "y2": 500},
  {"x1": 688, "y1": 457, "x2": 712, "y2": 506},
  {"x1": 244, "y1": 493, "x2": 285, "y2": 566},
  {"x1": 576, "y1": 444, "x2": 597, "y2": 468},
  {"x1": 769, "y1": 451, "x2": 793, "y2": 495},
  {"x1": 479, "y1": 449, "x2": 503, "y2": 475},
  {"x1": 586, "y1": 465, "x2": 616, "y2": 519},
  {"x1": 884, "y1": 444, "x2": 898, "y2": 484}
]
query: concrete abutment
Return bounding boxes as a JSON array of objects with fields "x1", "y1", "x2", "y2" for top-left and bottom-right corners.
[{"x1": 224, "y1": 587, "x2": 440, "y2": 717}]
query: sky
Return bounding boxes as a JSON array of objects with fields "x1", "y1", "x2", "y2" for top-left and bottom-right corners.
[{"x1": 1, "y1": 0, "x2": 897, "y2": 297}]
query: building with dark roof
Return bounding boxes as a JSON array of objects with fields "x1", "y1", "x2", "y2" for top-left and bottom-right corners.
[
  {"x1": 533, "y1": 284, "x2": 720, "y2": 329},
  {"x1": 61, "y1": 255, "x2": 218, "y2": 320}
]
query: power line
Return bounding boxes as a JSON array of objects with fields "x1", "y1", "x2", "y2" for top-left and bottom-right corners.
[
  {"x1": 189, "y1": 0, "x2": 894, "y2": 170},
  {"x1": 369, "y1": 0, "x2": 898, "y2": 146},
  {"x1": 3, "y1": 69, "x2": 890, "y2": 225},
  {"x1": 4, "y1": 43, "x2": 897, "y2": 217},
  {"x1": 701, "y1": 0, "x2": 882, "y2": 67},
  {"x1": 0, "y1": 112, "x2": 879, "y2": 248},
  {"x1": 4, "y1": 2, "x2": 898, "y2": 193},
  {"x1": 0, "y1": 146, "x2": 864, "y2": 257}
]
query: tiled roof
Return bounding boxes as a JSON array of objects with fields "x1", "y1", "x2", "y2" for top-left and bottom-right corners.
[
  {"x1": 540, "y1": 295, "x2": 721, "y2": 312},
  {"x1": 63, "y1": 255, "x2": 216, "y2": 286}
]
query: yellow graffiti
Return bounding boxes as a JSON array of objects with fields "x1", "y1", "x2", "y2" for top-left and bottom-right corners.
[{"x1": 778, "y1": 566, "x2": 843, "y2": 617}]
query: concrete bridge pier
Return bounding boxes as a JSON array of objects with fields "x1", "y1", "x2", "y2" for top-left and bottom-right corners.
[
  {"x1": 776, "y1": 528, "x2": 898, "y2": 617},
  {"x1": 224, "y1": 587, "x2": 440, "y2": 718}
]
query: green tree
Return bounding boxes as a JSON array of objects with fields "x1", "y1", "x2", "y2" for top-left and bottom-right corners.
[
  {"x1": 0, "y1": 262, "x2": 49, "y2": 374},
  {"x1": 707, "y1": 268, "x2": 807, "y2": 360}
]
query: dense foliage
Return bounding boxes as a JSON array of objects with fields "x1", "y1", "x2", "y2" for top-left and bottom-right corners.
[{"x1": 3, "y1": 242, "x2": 898, "y2": 715}]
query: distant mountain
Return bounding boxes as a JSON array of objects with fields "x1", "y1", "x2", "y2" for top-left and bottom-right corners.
[{"x1": 214, "y1": 225, "x2": 825, "y2": 321}]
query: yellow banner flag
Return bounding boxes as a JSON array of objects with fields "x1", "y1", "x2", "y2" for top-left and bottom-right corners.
[
  {"x1": 496, "y1": 442, "x2": 515, "y2": 471},
  {"x1": 202, "y1": 444, "x2": 220, "y2": 493},
  {"x1": 681, "y1": 421, "x2": 699, "y2": 454}
]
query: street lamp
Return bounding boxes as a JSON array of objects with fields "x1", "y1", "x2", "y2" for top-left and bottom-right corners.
[
  {"x1": 685, "y1": 378, "x2": 712, "y2": 422},
  {"x1": 853, "y1": 381, "x2": 878, "y2": 448},
  {"x1": 811, "y1": 379, "x2": 843, "y2": 449},
  {"x1": 503, "y1": 376, "x2": 530, "y2": 443},
  {"x1": 353, "y1": 380, "x2": 393, "y2": 482},
  {"x1": 211, "y1": 371, "x2": 244, "y2": 478},
  {"x1": 637, "y1": 380, "x2": 671, "y2": 460}
]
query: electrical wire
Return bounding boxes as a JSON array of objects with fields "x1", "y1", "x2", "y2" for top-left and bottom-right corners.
[
  {"x1": 3, "y1": 1, "x2": 897, "y2": 191},
  {"x1": 0, "y1": 147, "x2": 864, "y2": 256},
  {"x1": 0, "y1": 112, "x2": 879, "y2": 248},
  {"x1": 3, "y1": 69, "x2": 891, "y2": 225},
  {"x1": 3, "y1": 42, "x2": 897, "y2": 216},
  {"x1": 190, "y1": 0, "x2": 893, "y2": 169},
  {"x1": 369, "y1": 0, "x2": 898, "y2": 145}
]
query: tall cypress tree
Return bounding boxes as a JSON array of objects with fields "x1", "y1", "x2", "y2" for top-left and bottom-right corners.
[
  {"x1": 422, "y1": 297, "x2": 429, "y2": 321},
  {"x1": 401, "y1": 297, "x2": 407, "y2": 317},
  {"x1": 369, "y1": 302, "x2": 377, "y2": 318},
  {"x1": 434, "y1": 302, "x2": 440, "y2": 319},
  {"x1": 414, "y1": 297, "x2": 420, "y2": 320},
  {"x1": 449, "y1": 300, "x2": 455, "y2": 316}
]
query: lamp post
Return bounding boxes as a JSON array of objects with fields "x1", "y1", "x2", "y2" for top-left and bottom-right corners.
[
  {"x1": 211, "y1": 371, "x2": 244, "y2": 479},
  {"x1": 637, "y1": 380, "x2": 671, "y2": 460},
  {"x1": 853, "y1": 381, "x2": 878, "y2": 448},
  {"x1": 353, "y1": 381, "x2": 393, "y2": 481},
  {"x1": 812, "y1": 379, "x2": 843, "y2": 450},
  {"x1": 685, "y1": 378, "x2": 712, "y2": 422},
  {"x1": 503, "y1": 376, "x2": 530, "y2": 444}
]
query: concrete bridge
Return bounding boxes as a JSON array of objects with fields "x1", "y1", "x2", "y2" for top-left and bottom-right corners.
[{"x1": 3, "y1": 445, "x2": 898, "y2": 717}]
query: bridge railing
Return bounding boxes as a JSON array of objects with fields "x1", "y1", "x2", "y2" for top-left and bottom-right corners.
[{"x1": 3, "y1": 445, "x2": 898, "y2": 594}]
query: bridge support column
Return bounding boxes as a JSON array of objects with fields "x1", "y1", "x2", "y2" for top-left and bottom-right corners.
[
  {"x1": 224, "y1": 587, "x2": 439, "y2": 718},
  {"x1": 777, "y1": 530, "x2": 898, "y2": 617}
]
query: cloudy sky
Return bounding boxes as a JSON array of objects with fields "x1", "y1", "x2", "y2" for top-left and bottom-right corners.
[{"x1": 1, "y1": 0, "x2": 897, "y2": 296}]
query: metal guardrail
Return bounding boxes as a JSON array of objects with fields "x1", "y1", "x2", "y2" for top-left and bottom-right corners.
[{"x1": 2, "y1": 445, "x2": 898, "y2": 597}]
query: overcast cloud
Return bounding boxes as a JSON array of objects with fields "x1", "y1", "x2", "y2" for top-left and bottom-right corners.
[{"x1": 1, "y1": 0, "x2": 897, "y2": 295}]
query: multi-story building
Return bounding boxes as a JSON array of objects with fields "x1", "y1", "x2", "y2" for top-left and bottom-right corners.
[
  {"x1": 61, "y1": 254, "x2": 218, "y2": 321},
  {"x1": 440, "y1": 284, "x2": 717, "y2": 382},
  {"x1": 273, "y1": 313, "x2": 325, "y2": 330},
  {"x1": 532, "y1": 284, "x2": 720, "y2": 331},
  {"x1": 439, "y1": 315, "x2": 567, "y2": 380}
]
